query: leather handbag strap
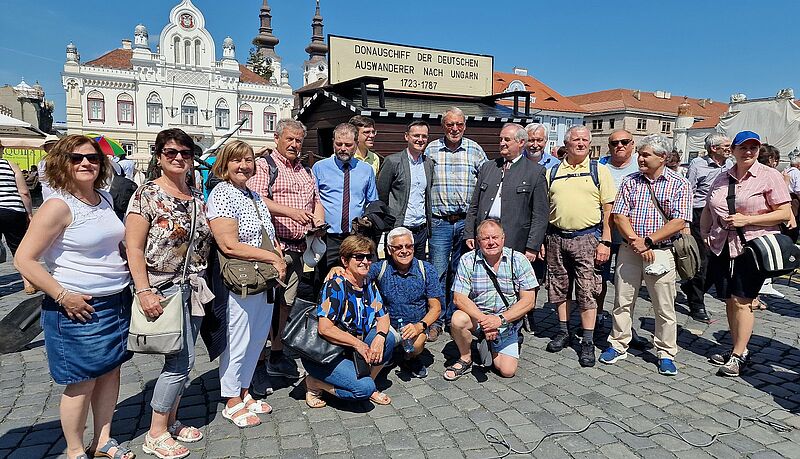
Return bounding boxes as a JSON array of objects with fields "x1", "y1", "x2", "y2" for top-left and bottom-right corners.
[
  {"x1": 178, "y1": 198, "x2": 197, "y2": 284},
  {"x1": 645, "y1": 181, "x2": 669, "y2": 224},
  {"x1": 248, "y1": 189, "x2": 276, "y2": 252},
  {"x1": 726, "y1": 176, "x2": 748, "y2": 245}
]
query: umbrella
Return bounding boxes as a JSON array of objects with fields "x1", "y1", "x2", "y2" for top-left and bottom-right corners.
[{"x1": 86, "y1": 133, "x2": 126, "y2": 157}]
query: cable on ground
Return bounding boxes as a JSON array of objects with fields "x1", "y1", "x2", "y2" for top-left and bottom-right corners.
[{"x1": 482, "y1": 407, "x2": 794, "y2": 458}]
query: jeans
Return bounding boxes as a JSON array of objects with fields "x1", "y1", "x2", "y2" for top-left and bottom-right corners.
[
  {"x1": 150, "y1": 284, "x2": 203, "y2": 413},
  {"x1": 429, "y1": 217, "x2": 466, "y2": 328},
  {"x1": 684, "y1": 208, "x2": 727, "y2": 307},
  {"x1": 302, "y1": 328, "x2": 396, "y2": 401}
]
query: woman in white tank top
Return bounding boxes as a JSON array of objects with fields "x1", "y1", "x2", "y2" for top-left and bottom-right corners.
[{"x1": 15, "y1": 135, "x2": 135, "y2": 459}]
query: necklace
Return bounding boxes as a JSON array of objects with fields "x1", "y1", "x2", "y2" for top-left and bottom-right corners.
[{"x1": 69, "y1": 190, "x2": 100, "y2": 206}]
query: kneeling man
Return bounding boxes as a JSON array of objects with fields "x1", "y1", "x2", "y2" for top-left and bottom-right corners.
[
  {"x1": 368, "y1": 227, "x2": 442, "y2": 378},
  {"x1": 445, "y1": 219, "x2": 537, "y2": 379}
]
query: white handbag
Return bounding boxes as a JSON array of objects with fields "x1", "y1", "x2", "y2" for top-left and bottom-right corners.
[{"x1": 128, "y1": 201, "x2": 197, "y2": 355}]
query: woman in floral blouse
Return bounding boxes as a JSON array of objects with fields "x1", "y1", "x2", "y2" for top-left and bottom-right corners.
[{"x1": 126, "y1": 129, "x2": 213, "y2": 458}]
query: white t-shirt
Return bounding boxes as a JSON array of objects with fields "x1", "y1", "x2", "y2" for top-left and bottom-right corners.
[{"x1": 42, "y1": 190, "x2": 130, "y2": 296}]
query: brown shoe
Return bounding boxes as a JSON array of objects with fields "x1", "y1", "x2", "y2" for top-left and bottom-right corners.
[{"x1": 426, "y1": 325, "x2": 441, "y2": 343}]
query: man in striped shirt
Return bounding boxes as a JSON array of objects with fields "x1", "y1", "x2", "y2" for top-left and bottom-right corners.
[
  {"x1": 599, "y1": 134, "x2": 691, "y2": 376},
  {"x1": 425, "y1": 107, "x2": 487, "y2": 341}
]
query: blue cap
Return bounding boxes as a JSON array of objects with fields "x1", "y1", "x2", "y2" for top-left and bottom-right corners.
[{"x1": 732, "y1": 131, "x2": 761, "y2": 146}]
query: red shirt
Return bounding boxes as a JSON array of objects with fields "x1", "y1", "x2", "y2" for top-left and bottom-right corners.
[{"x1": 247, "y1": 151, "x2": 320, "y2": 252}]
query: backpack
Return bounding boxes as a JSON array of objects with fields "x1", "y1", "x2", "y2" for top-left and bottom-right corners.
[
  {"x1": 109, "y1": 169, "x2": 138, "y2": 221},
  {"x1": 549, "y1": 159, "x2": 600, "y2": 189},
  {"x1": 376, "y1": 258, "x2": 426, "y2": 283}
]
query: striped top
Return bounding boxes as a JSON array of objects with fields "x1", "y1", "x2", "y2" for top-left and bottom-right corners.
[{"x1": 0, "y1": 159, "x2": 25, "y2": 213}]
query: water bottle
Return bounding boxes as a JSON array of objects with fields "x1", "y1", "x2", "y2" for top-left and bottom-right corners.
[{"x1": 397, "y1": 318, "x2": 415, "y2": 353}]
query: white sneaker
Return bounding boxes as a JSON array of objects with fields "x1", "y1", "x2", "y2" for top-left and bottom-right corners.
[{"x1": 759, "y1": 279, "x2": 784, "y2": 298}]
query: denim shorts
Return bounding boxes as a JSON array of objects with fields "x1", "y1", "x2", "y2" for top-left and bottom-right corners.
[
  {"x1": 474, "y1": 324, "x2": 520, "y2": 359},
  {"x1": 41, "y1": 288, "x2": 133, "y2": 385}
]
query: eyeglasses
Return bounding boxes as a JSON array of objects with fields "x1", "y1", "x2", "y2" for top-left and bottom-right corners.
[
  {"x1": 444, "y1": 122, "x2": 465, "y2": 129},
  {"x1": 67, "y1": 153, "x2": 103, "y2": 165},
  {"x1": 350, "y1": 253, "x2": 374, "y2": 262},
  {"x1": 609, "y1": 139, "x2": 633, "y2": 147},
  {"x1": 161, "y1": 148, "x2": 194, "y2": 160},
  {"x1": 389, "y1": 244, "x2": 414, "y2": 251}
]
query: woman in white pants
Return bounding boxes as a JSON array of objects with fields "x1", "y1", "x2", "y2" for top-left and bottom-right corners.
[{"x1": 207, "y1": 141, "x2": 286, "y2": 428}]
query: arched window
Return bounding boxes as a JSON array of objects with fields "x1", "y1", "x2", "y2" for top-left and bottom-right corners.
[
  {"x1": 87, "y1": 90, "x2": 105, "y2": 122},
  {"x1": 173, "y1": 36, "x2": 181, "y2": 64},
  {"x1": 117, "y1": 93, "x2": 134, "y2": 124},
  {"x1": 239, "y1": 104, "x2": 252, "y2": 132},
  {"x1": 194, "y1": 40, "x2": 202, "y2": 67},
  {"x1": 215, "y1": 99, "x2": 230, "y2": 129},
  {"x1": 146, "y1": 92, "x2": 162, "y2": 125},
  {"x1": 181, "y1": 94, "x2": 197, "y2": 125},
  {"x1": 263, "y1": 107, "x2": 276, "y2": 132},
  {"x1": 184, "y1": 40, "x2": 191, "y2": 65}
]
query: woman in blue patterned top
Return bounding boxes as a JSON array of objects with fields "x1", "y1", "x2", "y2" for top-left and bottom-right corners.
[{"x1": 303, "y1": 235, "x2": 395, "y2": 408}]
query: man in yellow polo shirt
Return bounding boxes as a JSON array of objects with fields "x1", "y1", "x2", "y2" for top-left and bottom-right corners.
[
  {"x1": 545, "y1": 125, "x2": 615, "y2": 367},
  {"x1": 349, "y1": 115, "x2": 381, "y2": 174}
]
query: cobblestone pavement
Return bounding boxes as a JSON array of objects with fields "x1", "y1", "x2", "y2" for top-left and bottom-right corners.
[{"x1": 1, "y1": 253, "x2": 799, "y2": 459}]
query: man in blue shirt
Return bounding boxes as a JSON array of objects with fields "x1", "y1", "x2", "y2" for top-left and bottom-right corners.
[
  {"x1": 313, "y1": 123, "x2": 378, "y2": 278},
  {"x1": 367, "y1": 227, "x2": 442, "y2": 378},
  {"x1": 524, "y1": 123, "x2": 560, "y2": 169}
]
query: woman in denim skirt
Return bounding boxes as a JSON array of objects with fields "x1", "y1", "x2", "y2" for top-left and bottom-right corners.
[
  {"x1": 15, "y1": 135, "x2": 134, "y2": 459},
  {"x1": 126, "y1": 129, "x2": 213, "y2": 458}
]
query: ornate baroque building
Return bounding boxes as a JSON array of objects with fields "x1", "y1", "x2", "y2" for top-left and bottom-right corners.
[{"x1": 61, "y1": 0, "x2": 293, "y2": 160}]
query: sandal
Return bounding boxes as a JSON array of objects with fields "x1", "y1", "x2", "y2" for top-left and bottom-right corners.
[
  {"x1": 305, "y1": 390, "x2": 327, "y2": 408},
  {"x1": 142, "y1": 432, "x2": 189, "y2": 459},
  {"x1": 243, "y1": 393, "x2": 273, "y2": 414},
  {"x1": 369, "y1": 391, "x2": 391, "y2": 405},
  {"x1": 167, "y1": 421, "x2": 203, "y2": 443},
  {"x1": 443, "y1": 359, "x2": 473, "y2": 381},
  {"x1": 222, "y1": 402, "x2": 261, "y2": 428},
  {"x1": 95, "y1": 438, "x2": 135, "y2": 459}
]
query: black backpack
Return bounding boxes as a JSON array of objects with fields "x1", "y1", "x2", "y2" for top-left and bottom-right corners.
[{"x1": 109, "y1": 169, "x2": 138, "y2": 221}]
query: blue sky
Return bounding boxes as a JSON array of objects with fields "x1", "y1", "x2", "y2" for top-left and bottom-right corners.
[{"x1": 2, "y1": 0, "x2": 798, "y2": 121}]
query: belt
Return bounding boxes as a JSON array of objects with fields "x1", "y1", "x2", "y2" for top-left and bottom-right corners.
[
  {"x1": 433, "y1": 213, "x2": 466, "y2": 223},
  {"x1": 548, "y1": 224, "x2": 600, "y2": 238},
  {"x1": 405, "y1": 223, "x2": 427, "y2": 233}
]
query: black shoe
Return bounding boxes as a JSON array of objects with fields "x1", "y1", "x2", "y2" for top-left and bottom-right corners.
[
  {"x1": 690, "y1": 307, "x2": 712, "y2": 323},
  {"x1": 546, "y1": 331, "x2": 571, "y2": 353},
  {"x1": 579, "y1": 341, "x2": 596, "y2": 367},
  {"x1": 406, "y1": 358, "x2": 428, "y2": 379},
  {"x1": 629, "y1": 334, "x2": 653, "y2": 351}
]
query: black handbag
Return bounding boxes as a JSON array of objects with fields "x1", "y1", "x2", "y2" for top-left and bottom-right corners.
[
  {"x1": 281, "y1": 299, "x2": 345, "y2": 364},
  {"x1": 727, "y1": 176, "x2": 800, "y2": 276}
]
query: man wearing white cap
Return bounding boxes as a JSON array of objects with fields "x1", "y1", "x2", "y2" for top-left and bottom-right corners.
[{"x1": 247, "y1": 119, "x2": 324, "y2": 389}]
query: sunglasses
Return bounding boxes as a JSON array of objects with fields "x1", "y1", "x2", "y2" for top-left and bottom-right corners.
[
  {"x1": 609, "y1": 139, "x2": 633, "y2": 147},
  {"x1": 389, "y1": 244, "x2": 414, "y2": 251},
  {"x1": 350, "y1": 253, "x2": 374, "y2": 262},
  {"x1": 161, "y1": 148, "x2": 194, "y2": 160},
  {"x1": 67, "y1": 153, "x2": 103, "y2": 165}
]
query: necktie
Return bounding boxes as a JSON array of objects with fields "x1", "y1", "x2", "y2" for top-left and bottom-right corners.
[{"x1": 341, "y1": 162, "x2": 350, "y2": 232}]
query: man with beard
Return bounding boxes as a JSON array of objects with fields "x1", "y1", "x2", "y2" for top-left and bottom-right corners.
[
  {"x1": 313, "y1": 123, "x2": 378, "y2": 275},
  {"x1": 424, "y1": 107, "x2": 487, "y2": 342}
]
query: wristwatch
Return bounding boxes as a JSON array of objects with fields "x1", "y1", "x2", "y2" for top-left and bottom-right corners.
[
  {"x1": 644, "y1": 236, "x2": 654, "y2": 249},
  {"x1": 498, "y1": 314, "x2": 509, "y2": 328},
  {"x1": 599, "y1": 240, "x2": 612, "y2": 247}
]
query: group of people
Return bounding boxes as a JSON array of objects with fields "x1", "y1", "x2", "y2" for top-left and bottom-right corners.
[{"x1": 2, "y1": 104, "x2": 795, "y2": 458}]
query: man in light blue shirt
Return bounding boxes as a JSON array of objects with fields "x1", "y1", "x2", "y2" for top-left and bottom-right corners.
[
  {"x1": 524, "y1": 123, "x2": 560, "y2": 169},
  {"x1": 313, "y1": 123, "x2": 377, "y2": 273}
]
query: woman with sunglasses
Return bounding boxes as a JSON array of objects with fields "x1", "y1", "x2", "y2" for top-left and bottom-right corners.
[
  {"x1": 303, "y1": 234, "x2": 394, "y2": 408},
  {"x1": 125, "y1": 129, "x2": 213, "y2": 458},
  {"x1": 14, "y1": 135, "x2": 134, "y2": 459},
  {"x1": 206, "y1": 140, "x2": 285, "y2": 428}
]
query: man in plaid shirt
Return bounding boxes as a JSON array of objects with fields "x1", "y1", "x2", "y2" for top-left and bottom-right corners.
[
  {"x1": 425, "y1": 106, "x2": 487, "y2": 341},
  {"x1": 445, "y1": 219, "x2": 537, "y2": 380},
  {"x1": 247, "y1": 119, "x2": 324, "y2": 388},
  {"x1": 599, "y1": 134, "x2": 691, "y2": 376}
]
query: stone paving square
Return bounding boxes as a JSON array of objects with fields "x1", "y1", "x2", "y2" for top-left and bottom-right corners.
[{"x1": 0, "y1": 255, "x2": 798, "y2": 458}]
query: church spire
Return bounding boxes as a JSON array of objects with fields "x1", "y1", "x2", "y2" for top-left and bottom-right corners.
[
  {"x1": 252, "y1": 0, "x2": 279, "y2": 60},
  {"x1": 305, "y1": 0, "x2": 327, "y2": 60}
]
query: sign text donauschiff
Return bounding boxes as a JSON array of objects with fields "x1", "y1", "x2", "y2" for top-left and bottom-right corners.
[{"x1": 329, "y1": 36, "x2": 493, "y2": 97}]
